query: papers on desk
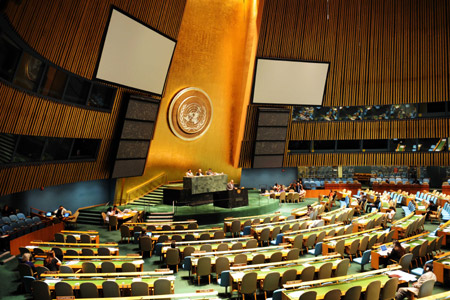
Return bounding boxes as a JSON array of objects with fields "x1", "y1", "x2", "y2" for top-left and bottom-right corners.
[
  {"x1": 418, "y1": 206, "x2": 426, "y2": 210},
  {"x1": 73, "y1": 234, "x2": 80, "y2": 238},
  {"x1": 232, "y1": 272, "x2": 245, "y2": 280},
  {"x1": 27, "y1": 246, "x2": 37, "y2": 249},
  {"x1": 65, "y1": 260, "x2": 79, "y2": 265},
  {"x1": 132, "y1": 260, "x2": 144, "y2": 265},
  {"x1": 443, "y1": 261, "x2": 450, "y2": 265},
  {"x1": 108, "y1": 247, "x2": 118, "y2": 252},
  {"x1": 387, "y1": 270, "x2": 417, "y2": 282},
  {"x1": 378, "y1": 250, "x2": 389, "y2": 256},
  {"x1": 289, "y1": 291, "x2": 304, "y2": 299},
  {"x1": 45, "y1": 279, "x2": 62, "y2": 284},
  {"x1": 132, "y1": 277, "x2": 142, "y2": 282},
  {"x1": 303, "y1": 263, "x2": 312, "y2": 267}
]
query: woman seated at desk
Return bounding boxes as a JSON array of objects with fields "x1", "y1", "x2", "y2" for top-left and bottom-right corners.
[{"x1": 384, "y1": 241, "x2": 406, "y2": 267}]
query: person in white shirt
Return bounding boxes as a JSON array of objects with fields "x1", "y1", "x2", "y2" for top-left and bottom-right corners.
[
  {"x1": 54, "y1": 205, "x2": 67, "y2": 219},
  {"x1": 395, "y1": 262, "x2": 437, "y2": 300},
  {"x1": 227, "y1": 179, "x2": 235, "y2": 191},
  {"x1": 105, "y1": 207, "x2": 113, "y2": 222},
  {"x1": 387, "y1": 207, "x2": 396, "y2": 222},
  {"x1": 185, "y1": 169, "x2": 194, "y2": 177}
]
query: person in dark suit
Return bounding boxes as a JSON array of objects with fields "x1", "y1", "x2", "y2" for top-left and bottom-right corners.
[
  {"x1": 196, "y1": 169, "x2": 203, "y2": 176},
  {"x1": 206, "y1": 168, "x2": 214, "y2": 175}
]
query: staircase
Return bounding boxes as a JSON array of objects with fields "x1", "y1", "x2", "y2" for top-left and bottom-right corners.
[
  {"x1": 0, "y1": 134, "x2": 16, "y2": 164},
  {"x1": 146, "y1": 212, "x2": 174, "y2": 222},
  {"x1": 0, "y1": 251, "x2": 15, "y2": 265},
  {"x1": 76, "y1": 209, "x2": 103, "y2": 225},
  {"x1": 129, "y1": 186, "x2": 165, "y2": 207}
]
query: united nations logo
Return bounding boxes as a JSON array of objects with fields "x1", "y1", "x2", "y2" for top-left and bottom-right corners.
[{"x1": 168, "y1": 88, "x2": 213, "y2": 140}]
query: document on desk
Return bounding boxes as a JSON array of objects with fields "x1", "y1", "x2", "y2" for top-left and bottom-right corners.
[{"x1": 387, "y1": 270, "x2": 417, "y2": 282}]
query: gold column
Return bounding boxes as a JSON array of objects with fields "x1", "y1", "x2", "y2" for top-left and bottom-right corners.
[{"x1": 117, "y1": 0, "x2": 262, "y2": 202}]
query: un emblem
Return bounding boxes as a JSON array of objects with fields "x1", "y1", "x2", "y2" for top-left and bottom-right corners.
[{"x1": 168, "y1": 88, "x2": 213, "y2": 140}]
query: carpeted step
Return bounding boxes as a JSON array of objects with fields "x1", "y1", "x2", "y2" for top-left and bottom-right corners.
[
  {"x1": 128, "y1": 186, "x2": 167, "y2": 206},
  {"x1": 76, "y1": 210, "x2": 103, "y2": 225}
]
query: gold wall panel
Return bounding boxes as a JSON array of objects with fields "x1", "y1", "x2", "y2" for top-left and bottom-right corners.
[{"x1": 119, "y1": 0, "x2": 263, "y2": 201}]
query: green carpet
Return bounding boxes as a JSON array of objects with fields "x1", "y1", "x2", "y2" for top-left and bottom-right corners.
[{"x1": 1, "y1": 198, "x2": 449, "y2": 299}]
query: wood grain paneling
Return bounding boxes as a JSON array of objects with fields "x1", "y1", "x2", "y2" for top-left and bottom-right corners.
[
  {"x1": 257, "y1": 0, "x2": 449, "y2": 106},
  {"x1": 288, "y1": 119, "x2": 450, "y2": 141},
  {"x1": 0, "y1": 0, "x2": 186, "y2": 196},
  {"x1": 285, "y1": 152, "x2": 450, "y2": 167},
  {"x1": 240, "y1": 0, "x2": 450, "y2": 168}
]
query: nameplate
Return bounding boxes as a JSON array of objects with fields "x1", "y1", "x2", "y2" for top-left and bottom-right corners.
[
  {"x1": 155, "y1": 268, "x2": 170, "y2": 272},
  {"x1": 44, "y1": 271, "x2": 59, "y2": 274},
  {"x1": 196, "y1": 289, "x2": 214, "y2": 293},
  {"x1": 286, "y1": 280, "x2": 302, "y2": 285},
  {"x1": 126, "y1": 254, "x2": 140, "y2": 257},
  {"x1": 193, "y1": 251, "x2": 206, "y2": 254},
  {"x1": 233, "y1": 263, "x2": 247, "y2": 267},
  {"x1": 56, "y1": 296, "x2": 75, "y2": 300}
]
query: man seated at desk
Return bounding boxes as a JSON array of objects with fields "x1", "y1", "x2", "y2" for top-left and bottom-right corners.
[
  {"x1": 196, "y1": 169, "x2": 203, "y2": 176},
  {"x1": 185, "y1": 169, "x2": 194, "y2": 177},
  {"x1": 206, "y1": 168, "x2": 214, "y2": 175},
  {"x1": 395, "y1": 262, "x2": 436, "y2": 300},
  {"x1": 54, "y1": 205, "x2": 67, "y2": 219}
]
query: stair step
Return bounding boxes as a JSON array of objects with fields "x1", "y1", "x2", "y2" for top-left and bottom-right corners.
[
  {"x1": 0, "y1": 255, "x2": 16, "y2": 265},
  {"x1": 150, "y1": 212, "x2": 174, "y2": 215}
]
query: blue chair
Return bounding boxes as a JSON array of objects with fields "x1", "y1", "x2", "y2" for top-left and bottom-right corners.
[
  {"x1": 154, "y1": 243, "x2": 163, "y2": 261},
  {"x1": 270, "y1": 233, "x2": 284, "y2": 246},
  {"x1": 182, "y1": 256, "x2": 192, "y2": 278},
  {"x1": 353, "y1": 250, "x2": 371, "y2": 271},
  {"x1": 271, "y1": 289, "x2": 286, "y2": 300},
  {"x1": 308, "y1": 242, "x2": 322, "y2": 256},
  {"x1": 9, "y1": 215, "x2": 18, "y2": 223},
  {"x1": 17, "y1": 213, "x2": 26, "y2": 220},
  {"x1": 240, "y1": 226, "x2": 251, "y2": 236},
  {"x1": 218, "y1": 270, "x2": 231, "y2": 295},
  {"x1": 2, "y1": 217, "x2": 11, "y2": 225},
  {"x1": 22, "y1": 276, "x2": 35, "y2": 294},
  {"x1": 411, "y1": 260, "x2": 433, "y2": 276}
]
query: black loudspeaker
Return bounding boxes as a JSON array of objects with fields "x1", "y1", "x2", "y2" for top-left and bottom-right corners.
[
  {"x1": 252, "y1": 107, "x2": 290, "y2": 168},
  {"x1": 111, "y1": 94, "x2": 160, "y2": 178}
]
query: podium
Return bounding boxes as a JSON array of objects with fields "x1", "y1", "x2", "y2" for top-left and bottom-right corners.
[{"x1": 183, "y1": 174, "x2": 227, "y2": 194}]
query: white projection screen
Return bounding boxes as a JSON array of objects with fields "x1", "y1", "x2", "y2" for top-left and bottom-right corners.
[
  {"x1": 95, "y1": 8, "x2": 176, "y2": 95},
  {"x1": 252, "y1": 58, "x2": 330, "y2": 105}
]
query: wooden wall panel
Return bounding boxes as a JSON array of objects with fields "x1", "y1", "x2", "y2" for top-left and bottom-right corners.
[
  {"x1": 240, "y1": 0, "x2": 450, "y2": 168},
  {"x1": 0, "y1": 0, "x2": 186, "y2": 196},
  {"x1": 257, "y1": 0, "x2": 449, "y2": 106},
  {"x1": 285, "y1": 152, "x2": 450, "y2": 167},
  {"x1": 288, "y1": 119, "x2": 450, "y2": 141}
]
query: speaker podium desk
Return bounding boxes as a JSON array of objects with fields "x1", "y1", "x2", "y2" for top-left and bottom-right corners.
[{"x1": 163, "y1": 175, "x2": 248, "y2": 208}]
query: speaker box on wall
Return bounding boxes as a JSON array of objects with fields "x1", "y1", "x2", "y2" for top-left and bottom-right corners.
[
  {"x1": 111, "y1": 94, "x2": 160, "y2": 178},
  {"x1": 252, "y1": 107, "x2": 290, "y2": 168}
]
